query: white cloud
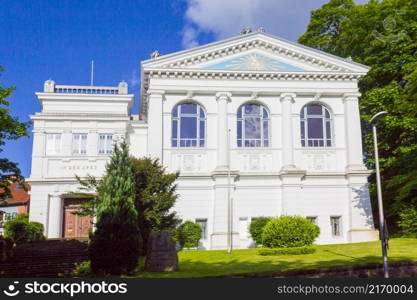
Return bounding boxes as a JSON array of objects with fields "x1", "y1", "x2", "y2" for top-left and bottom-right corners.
[
  {"x1": 181, "y1": 0, "x2": 369, "y2": 48},
  {"x1": 129, "y1": 68, "x2": 140, "y2": 88}
]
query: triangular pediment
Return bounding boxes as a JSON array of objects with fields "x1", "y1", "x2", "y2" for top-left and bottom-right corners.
[
  {"x1": 141, "y1": 32, "x2": 370, "y2": 73},
  {"x1": 203, "y1": 52, "x2": 304, "y2": 72}
]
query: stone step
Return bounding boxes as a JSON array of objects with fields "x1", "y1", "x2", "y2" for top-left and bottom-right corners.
[{"x1": 0, "y1": 239, "x2": 89, "y2": 277}]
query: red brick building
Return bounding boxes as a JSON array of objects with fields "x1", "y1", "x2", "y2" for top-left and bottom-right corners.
[{"x1": 0, "y1": 182, "x2": 30, "y2": 233}]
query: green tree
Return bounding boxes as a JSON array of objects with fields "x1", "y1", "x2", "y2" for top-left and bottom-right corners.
[
  {"x1": 299, "y1": 0, "x2": 417, "y2": 229},
  {"x1": 0, "y1": 66, "x2": 29, "y2": 200},
  {"x1": 131, "y1": 157, "x2": 181, "y2": 254},
  {"x1": 89, "y1": 142, "x2": 141, "y2": 275}
]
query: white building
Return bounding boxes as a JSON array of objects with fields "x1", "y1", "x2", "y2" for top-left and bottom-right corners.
[{"x1": 28, "y1": 31, "x2": 377, "y2": 249}]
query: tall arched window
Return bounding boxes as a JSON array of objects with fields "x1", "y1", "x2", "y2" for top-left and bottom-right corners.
[
  {"x1": 300, "y1": 104, "x2": 333, "y2": 147},
  {"x1": 172, "y1": 103, "x2": 206, "y2": 147},
  {"x1": 237, "y1": 103, "x2": 270, "y2": 147}
]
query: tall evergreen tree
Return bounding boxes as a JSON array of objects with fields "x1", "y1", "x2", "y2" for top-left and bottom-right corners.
[
  {"x1": 89, "y1": 142, "x2": 141, "y2": 275},
  {"x1": 298, "y1": 0, "x2": 417, "y2": 229},
  {"x1": 131, "y1": 157, "x2": 181, "y2": 254}
]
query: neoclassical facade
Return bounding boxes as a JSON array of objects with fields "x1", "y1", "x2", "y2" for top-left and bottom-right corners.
[{"x1": 28, "y1": 31, "x2": 377, "y2": 249}]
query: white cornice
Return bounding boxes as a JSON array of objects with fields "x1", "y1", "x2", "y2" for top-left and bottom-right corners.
[
  {"x1": 144, "y1": 69, "x2": 364, "y2": 83},
  {"x1": 142, "y1": 32, "x2": 370, "y2": 72}
]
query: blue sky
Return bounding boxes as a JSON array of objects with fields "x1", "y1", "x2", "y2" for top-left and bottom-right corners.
[{"x1": 0, "y1": 0, "x2": 368, "y2": 178}]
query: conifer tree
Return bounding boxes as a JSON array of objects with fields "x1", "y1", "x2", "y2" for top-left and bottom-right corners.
[
  {"x1": 131, "y1": 157, "x2": 181, "y2": 254},
  {"x1": 89, "y1": 141, "x2": 141, "y2": 275}
]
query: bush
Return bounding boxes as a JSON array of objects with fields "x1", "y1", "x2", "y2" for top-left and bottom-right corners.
[
  {"x1": 249, "y1": 217, "x2": 271, "y2": 246},
  {"x1": 397, "y1": 207, "x2": 417, "y2": 235},
  {"x1": 0, "y1": 235, "x2": 14, "y2": 262},
  {"x1": 72, "y1": 261, "x2": 93, "y2": 277},
  {"x1": 258, "y1": 246, "x2": 316, "y2": 256},
  {"x1": 4, "y1": 214, "x2": 45, "y2": 245},
  {"x1": 261, "y1": 216, "x2": 320, "y2": 248},
  {"x1": 176, "y1": 221, "x2": 202, "y2": 249}
]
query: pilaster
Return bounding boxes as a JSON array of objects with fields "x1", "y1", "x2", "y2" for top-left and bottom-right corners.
[
  {"x1": 343, "y1": 93, "x2": 367, "y2": 171},
  {"x1": 215, "y1": 92, "x2": 232, "y2": 171},
  {"x1": 47, "y1": 193, "x2": 63, "y2": 238},
  {"x1": 147, "y1": 90, "x2": 165, "y2": 162},
  {"x1": 280, "y1": 93, "x2": 297, "y2": 171}
]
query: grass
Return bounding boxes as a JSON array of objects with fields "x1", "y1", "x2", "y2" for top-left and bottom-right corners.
[{"x1": 131, "y1": 238, "x2": 417, "y2": 278}]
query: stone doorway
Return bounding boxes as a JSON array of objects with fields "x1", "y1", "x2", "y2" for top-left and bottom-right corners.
[{"x1": 63, "y1": 199, "x2": 92, "y2": 238}]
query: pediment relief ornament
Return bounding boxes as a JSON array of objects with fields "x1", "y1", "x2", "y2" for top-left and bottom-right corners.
[{"x1": 142, "y1": 33, "x2": 369, "y2": 74}]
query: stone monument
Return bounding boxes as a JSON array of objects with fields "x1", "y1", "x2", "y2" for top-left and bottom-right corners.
[{"x1": 145, "y1": 230, "x2": 178, "y2": 272}]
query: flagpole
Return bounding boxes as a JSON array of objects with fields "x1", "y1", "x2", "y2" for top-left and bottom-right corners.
[{"x1": 90, "y1": 60, "x2": 94, "y2": 86}]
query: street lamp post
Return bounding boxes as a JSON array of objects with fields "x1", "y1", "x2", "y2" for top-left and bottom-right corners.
[
  {"x1": 227, "y1": 128, "x2": 233, "y2": 254},
  {"x1": 370, "y1": 111, "x2": 389, "y2": 278}
]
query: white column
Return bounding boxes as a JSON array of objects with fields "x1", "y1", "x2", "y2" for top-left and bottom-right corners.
[
  {"x1": 215, "y1": 92, "x2": 231, "y2": 171},
  {"x1": 48, "y1": 194, "x2": 63, "y2": 238},
  {"x1": 280, "y1": 93, "x2": 296, "y2": 170},
  {"x1": 344, "y1": 93, "x2": 367, "y2": 171},
  {"x1": 147, "y1": 90, "x2": 165, "y2": 162}
]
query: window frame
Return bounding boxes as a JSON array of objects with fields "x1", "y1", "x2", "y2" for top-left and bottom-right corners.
[
  {"x1": 306, "y1": 216, "x2": 318, "y2": 225},
  {"x1": 46, "y1": 133, "x2": 62, "y2": 155},
  {"x1": 195, "y1": 218, "x2": 208, "y2": 240},
  {"x1": 98, "y1": 134, "x2": 113, "y2": 155},
  {"x1": 238, "y1": 217, "x2": 249, "y2": 239},
  {"x1": 72, "y1": 133, "x2": 88, "y2": 155},
  {"x1": 330, "y1": 216, "x2": 342, "y2": 237},
  {"x1": 171, "y1": 102, "x2": 206, "y2": 148},
  {"x1": 300, "y1": 103, "x2": 333, "y2": 148},
  {"x1": 237, "y1": 103, "x2": 270, "y2": 148}
]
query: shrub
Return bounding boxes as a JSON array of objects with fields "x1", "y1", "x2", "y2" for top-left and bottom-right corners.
[
  {"x1": 176, "y1": 221, "x2": 202, "y2": 249},
  {"x1": 258, "y1": 246, "x2": 316, "y2": 256},
  {"x1": 72, "y1": 261, "x2": 93, "y2": 277},
  {"x1": 397, "y1": 207, "x2": 417, "y2": 235},
  {"x1": 4, "y1": 214, "x2": 45, "y2": 244},
  {"x1": 261, "y1": 216, "x2": 320, "y2": 248},
  {"x1": 0, "y1": 235, "x2": 14, "y2": 262},
  {"x1": 249, "y1": 217, "x2": 271, "y2": 246}
]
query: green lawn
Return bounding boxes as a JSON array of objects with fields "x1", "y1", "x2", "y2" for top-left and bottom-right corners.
[{"x1": 132, "y1": 238, "x2": 417, "y2": 278}]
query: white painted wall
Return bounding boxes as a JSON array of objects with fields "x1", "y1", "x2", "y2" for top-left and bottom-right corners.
[{"x1": 28, "y1": 34, "x2": 378, "y2": 249}]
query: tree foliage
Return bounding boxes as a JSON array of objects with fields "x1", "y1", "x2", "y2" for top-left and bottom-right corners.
[
  {"x1": 0, "y1": 66, "x2": 29, "y2": 200},
  {"x1": 299, "y1": 0, "x2": 417, "y2": 228},
  {"x1": 249, "y1": 217, "x2": 271, "y2": 246},
  {"x1": 131, "y1": 157, "x2": 181, "y2": 254},
  {"x1": 89, "y1": 142, "x2": 141, "y2": 275},
  {"x1": 73, "y1": 157, "x2": 181, "y2": 256},
  {"x1": 176, "y1": 221, "x2": 202, "y2": 249},
  {"x1": 4, "y1": 214, "x2": 45, "y2": 244}
]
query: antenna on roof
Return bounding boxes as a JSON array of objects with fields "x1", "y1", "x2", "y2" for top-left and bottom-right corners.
[{"x1": 90, "y1": 60, "x2": 94, "y2": 86}]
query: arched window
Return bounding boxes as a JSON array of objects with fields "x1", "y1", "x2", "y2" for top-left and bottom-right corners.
[
  {"x1": 237, "y1": 103, "x2": 270, "y2": 147},
  {"x1": 300, "y1": 104, "x2": 333, "y2": 147},
  {"x1": 172, "y1": 103, "x2": 206, "y2": 147}
]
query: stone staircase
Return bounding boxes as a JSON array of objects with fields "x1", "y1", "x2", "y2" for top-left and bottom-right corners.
[{"x1": 0, "y1": 239, "x2": 88, "y2": 278}]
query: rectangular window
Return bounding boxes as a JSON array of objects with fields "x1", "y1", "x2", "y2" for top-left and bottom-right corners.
[
  {"x1": 46, "y1": 133, "x2": 61, "y2": 155},
  {"x1": 195, "y1": 219, "x2": 208, "y2": 240},
  {"x1": 98, "y1": 134, "x2": 113, "y2": 155},
  {"x1": 306, "y1": 216, "x2": 318, "y2": 225},
  {"x1": 330, "y1": 216, "x2": 342, "y2": 236},
  {"x1": 72, "y1": 134, "x2": 87, "y2": 155},
  {"x1": 239, "y1": 217, "x2": 249, "y2": 239}
]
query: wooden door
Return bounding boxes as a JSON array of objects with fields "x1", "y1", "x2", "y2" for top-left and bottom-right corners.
[{"x1": 63, "y1": 199, "x2": 92, "y2": 238}]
